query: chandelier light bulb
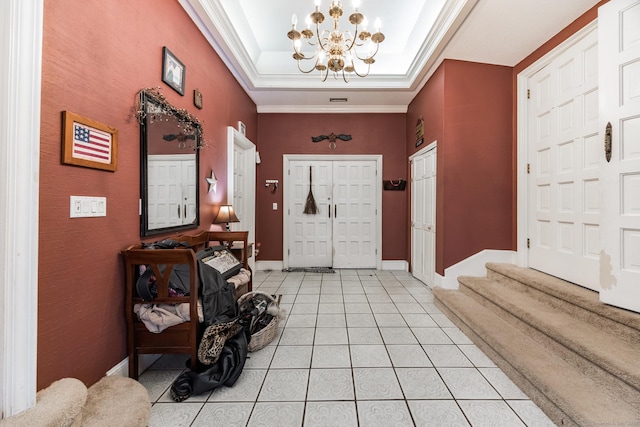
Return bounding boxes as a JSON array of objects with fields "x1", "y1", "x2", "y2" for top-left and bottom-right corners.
[
  {"x1": 305, "y1": 15, "x2": 312, "y2": 28},
  {"x1": 353, "y1": 0, "x2": 361, "y2": 10},
  {"x1": 374, "y1": 17, "x2": 381, "y2": 32},
  {"x1": 292, "y1": 14, "x2": 298, "y2": 27}
]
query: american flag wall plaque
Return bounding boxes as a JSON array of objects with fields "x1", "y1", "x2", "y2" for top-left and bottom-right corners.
[{"x1": 62, "y1": 111, "x2": 118, "y2": 172}]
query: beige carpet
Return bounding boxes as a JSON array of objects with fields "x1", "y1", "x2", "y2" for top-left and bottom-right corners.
[{"x1": 434, "y1": 263, "x2": 640, "y2": 427}]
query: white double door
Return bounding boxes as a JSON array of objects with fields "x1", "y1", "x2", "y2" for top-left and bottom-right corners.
[
  {"x1": 526, "y1": 0, "x2": 640, "y2": 312},
  {"x1": 286, "y1": 158, "x2": 379, "y2": 269},
  {"x1": 147, "y1": 154, "x2": 197, "y2": 229}
]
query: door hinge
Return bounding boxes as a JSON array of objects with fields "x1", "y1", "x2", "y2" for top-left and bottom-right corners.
[
  {"x1": 527, "y1": 163, "x2": 530, "y2": 174},
  {"x1": 527, "y1": 89, "x2": 530, "y2": 99},
  {"x1": 527, "y1": 238, "x2": 530, "y2": 249}
]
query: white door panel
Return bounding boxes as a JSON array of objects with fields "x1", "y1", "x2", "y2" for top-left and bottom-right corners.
[
  {"x1": 599, "y1": 0, "x2": 640, "y2": 312},
  {"x1": 227, "y1": 128, "x2": 256, "y2": 271},
  {"x1": 288, "y1": 161, "x2": 333, "y2": 268},
  {"x1": 527, "y1": 28, "x2": 600, "y2": 290},
  {"x1": 411, "y1": 145, "x2": 436, "y2": 286},
  {"x1": 333, "y1": 161, "x2": 377, "y2": 268}
]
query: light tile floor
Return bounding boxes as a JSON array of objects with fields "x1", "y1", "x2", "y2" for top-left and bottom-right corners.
[{"x1": 139, "y1": 269, "x2": 556, "y2": 426}]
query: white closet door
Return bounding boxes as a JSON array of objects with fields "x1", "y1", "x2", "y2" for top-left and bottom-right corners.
[
  {"x1": 599, "y1": 0, "x2": 640, "y2": 312},
  {"x1": 411, "y1": 145, "x2": 436, "y2": 286},
  {"x1": 332, "y1": 161, "x2": 377, "y2": 268},
  {"x1": 527, "y1": 28, "x2": 600, "y2": 290},
  {"x1": 288, "y1": 161, "x2": 333, "y2": 267}
]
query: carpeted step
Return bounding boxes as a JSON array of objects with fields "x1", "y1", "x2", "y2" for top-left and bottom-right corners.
[
  {"x1": 485, "y1": 263, "x2": 640, "y2": 345},
  {"x1": 457, "y1": 275, "x2": 640, "y2": 399},
  {"x1": 433, "y1": 288, "x2": 640, "y2": 426}
]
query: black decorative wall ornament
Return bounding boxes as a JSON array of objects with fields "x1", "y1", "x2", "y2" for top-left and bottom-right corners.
[{"x1": 311, "y1": 132, "x2": 352, "y2": 150}]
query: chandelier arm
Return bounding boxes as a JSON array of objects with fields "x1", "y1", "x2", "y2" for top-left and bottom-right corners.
[
  {"x1": 349, "y1": 61, "x2": 371, "y2": 78},
  {"x1": 296, "y1": 56, "x2": 322, "y2": 74},
  {"x1": 344, "y1": 27, "x2": 359, "y2": 52},
  {"x1": 314, "y1": 23, "x2": 330, "y2": 54},
  {"x1": 352, "y1": 41, "x2": 381, "y2": 61}
]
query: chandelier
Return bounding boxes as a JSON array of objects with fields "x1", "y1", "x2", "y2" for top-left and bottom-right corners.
[{"x1": 287, "y1": 0, "x2": 385, "y2": 82}]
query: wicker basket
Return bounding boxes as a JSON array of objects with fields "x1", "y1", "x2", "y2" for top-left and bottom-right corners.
[{"x1": 237, "y1": 291, "x2": 282, "y2": 352}]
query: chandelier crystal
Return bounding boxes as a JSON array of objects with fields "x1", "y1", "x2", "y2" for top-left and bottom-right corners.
[{"x1": 287, "y1": 0, "x2": 385, "y2": 82}]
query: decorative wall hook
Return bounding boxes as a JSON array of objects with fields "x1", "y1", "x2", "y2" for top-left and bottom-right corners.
[
  {"x1": 311, "y1": 132, "x2": 352, "y2": 150},
  {"x1": 265, "y1": 179, "x2": 278, "y2": 193}
]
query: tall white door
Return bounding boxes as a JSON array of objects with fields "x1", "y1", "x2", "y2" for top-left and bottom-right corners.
[
  {"x1": 598, "y1": 0, "x2": 640, "y2": 312},
  {"x1": 288, "y1": 161, "x2": 333, "y2": 268},
  {"x1": 527, "y1": 27, "x2": 601, "y2": 290},
  {"x1": 411, "y1": 144, "x2": 437, "y2": 286},
  {"x1": 287, "y1": 159, "x2": 378, "y2": 268},
  {"x1": 333, "y1": 161, "x2": 377, "y2": 268},
  {"x1": 227, "y1": 127, "x2": 256, "y2": 271}
]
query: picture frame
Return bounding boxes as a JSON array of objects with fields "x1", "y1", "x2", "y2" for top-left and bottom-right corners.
[
  {"x1": 62, "y1": 111, "x2": 118, "y2": 172},
  {"x1": 237, "y1": 121, "x2": 246, "y2": 136},
  {"x1": 162, "y1": 47, "x2": 185, "y2": 95}
]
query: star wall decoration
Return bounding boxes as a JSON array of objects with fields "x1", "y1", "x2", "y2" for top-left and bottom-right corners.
[{"x1": 206, "y1": 170, "x2": 217, "y2": 193}]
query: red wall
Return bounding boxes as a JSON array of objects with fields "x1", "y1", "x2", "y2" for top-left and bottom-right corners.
[
  {"x1": 407, "y1": 60, "x2": 513, "y2": 274},
  {"x1": 256, "y1": 113, "x2": 407, "y2": 261},
  {"x1": 39, "y1": 0, "x2": 256, "y2": 389}
]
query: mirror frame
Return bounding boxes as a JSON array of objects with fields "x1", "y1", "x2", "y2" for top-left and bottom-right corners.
[{"x1": 139, "y1": 91, "x2": 201, "y2": 237}]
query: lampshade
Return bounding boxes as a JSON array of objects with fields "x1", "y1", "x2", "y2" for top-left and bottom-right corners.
[{"x1": 213, "y1": 204, "x2": 239, "y2": 230}]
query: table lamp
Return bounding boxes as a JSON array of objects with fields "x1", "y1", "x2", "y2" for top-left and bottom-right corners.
[{"x1": 213, "y1": 204, "x2": 239, "y2": 231}]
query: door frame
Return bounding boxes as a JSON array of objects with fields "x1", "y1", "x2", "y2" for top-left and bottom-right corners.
[
  {"x1": 409, "y1": 141, "x2": 437, "y2": 286},
  {"x1": 516, "y1": 19, "x2": 598, "y2": 268},
  {"x1": 283, "y1": 154, "x2": 383, "y2": 270},
  {"x1": 226, "y1": 126, "x2": 256, "y2": 271},
  {"x1": 1, "y1": 0, "x2": 42, "y2": 415}
]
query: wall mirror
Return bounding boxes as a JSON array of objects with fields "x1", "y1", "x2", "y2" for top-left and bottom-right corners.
[{"x1": 139, "y1": 91, "x2": 201, "y2": 236}]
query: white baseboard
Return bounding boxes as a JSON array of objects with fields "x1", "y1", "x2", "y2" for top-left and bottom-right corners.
[
  {"x1": 256, "y1": 260, "x2": 284, "y2": 272},
  {"x1": 382, "y1": 260, "x2": 408, "y2": 271},
  {"x1": 106, "y1": 354, "x2": 161, "y2": 378},
  {"x1": 438, "y1": 249, "x2": 517, "y2": 289}
]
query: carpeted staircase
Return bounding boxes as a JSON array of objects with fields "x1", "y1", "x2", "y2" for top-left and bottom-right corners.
[{"x1": 433, "y1": 262, "x2": 640, "y2": 427}]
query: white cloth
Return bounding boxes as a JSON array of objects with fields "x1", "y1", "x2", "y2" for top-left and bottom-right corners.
[
  {"x1": 227, "y1": 268, "x2": 251, "y2": 288},
  {"x1": 134, "y1": 300, "x2": 204, "y2": 333}
]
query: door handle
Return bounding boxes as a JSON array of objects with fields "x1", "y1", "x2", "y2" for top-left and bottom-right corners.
[
  {"x1": 184, "y1": 204, "x2": 187, "y2": 218},
  {"x1": 334, "y1": 204, "x2": 337, "y2": 218},
  {"x1": 177, "y1": 205, "x2": 181, "y2": 218},
  {"x1": 604, "y1": 122, "x2": 612, "y2": 163}
]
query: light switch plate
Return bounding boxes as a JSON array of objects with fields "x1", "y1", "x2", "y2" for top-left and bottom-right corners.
[{"x1": 70, "y1": 196, "x2": 107, "y2": 218}]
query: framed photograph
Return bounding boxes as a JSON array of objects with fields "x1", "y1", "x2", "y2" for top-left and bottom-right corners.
[
  {"x1": 237, "y1": 121, "x2": 246, "y2": 136},
  {"x1": 62, "y1": 111, "x2": 118, "y2": 172},
  {"x1": 162, "y1": 47, "x2": 185, "y2": 95}
]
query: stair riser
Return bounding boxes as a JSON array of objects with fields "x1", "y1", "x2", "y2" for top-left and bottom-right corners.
[
  {"x1": 457, "y1": 279, "x2": 640, "y2": 404},
  {"x1": 486, "y1": 268, "x2": 640, "y2": 346},
  {"x1": 434, "y1": 297, "x2": 580, "y2": 427}
]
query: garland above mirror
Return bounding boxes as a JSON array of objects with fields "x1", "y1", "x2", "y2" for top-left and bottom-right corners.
[{"x1": 134, "y1": 87, "x2": 207, "y2": 150}]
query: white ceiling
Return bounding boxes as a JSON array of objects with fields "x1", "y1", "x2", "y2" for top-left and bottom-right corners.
[{"x1": 179, "y1": 0, "x2": 600, "y2": 113}]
